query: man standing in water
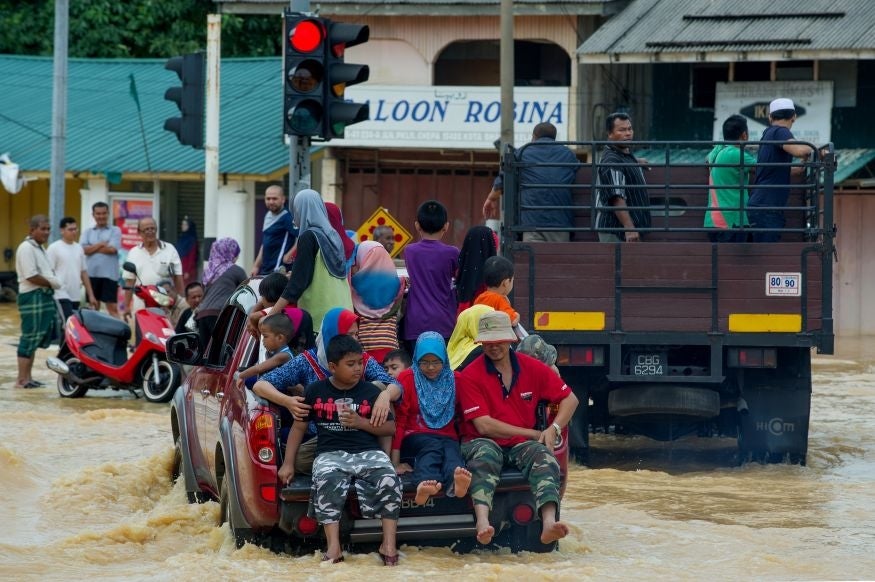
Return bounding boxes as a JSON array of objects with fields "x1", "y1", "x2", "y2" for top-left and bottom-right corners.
[
  {"x1": 459, "y1": 311, "x2": 578, "y2": 545},
  {"x1": 15, "y1": 215, "x2": 61, "y2": 388}
]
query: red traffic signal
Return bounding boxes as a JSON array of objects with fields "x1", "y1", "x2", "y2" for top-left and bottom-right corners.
[
  {"x1": 284, "y1": 12, "x2": 328, "y2": 137},
  {"x1": 289, "y1": 18, "x2": 324, "y2": 53}
]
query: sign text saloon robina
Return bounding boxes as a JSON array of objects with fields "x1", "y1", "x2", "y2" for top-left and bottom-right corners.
[{"x1": 334, "y1": 85, "x2": 569, "y2": 149}]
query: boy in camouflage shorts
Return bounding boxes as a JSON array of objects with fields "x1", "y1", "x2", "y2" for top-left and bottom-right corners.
[{"x1": 278, "y1": 335, "x2": 402, "y2": 565}]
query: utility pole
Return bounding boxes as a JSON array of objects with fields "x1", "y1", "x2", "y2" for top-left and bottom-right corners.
[
  {"x1": 204, "y1": 15, "x2": 221, "y2": 240},
  {"x1": 499, "y1": 0, "x2": 514, "y2": 149},
  {"x1": 49, "y1": 0, "x2": 69, "y2": 241}
]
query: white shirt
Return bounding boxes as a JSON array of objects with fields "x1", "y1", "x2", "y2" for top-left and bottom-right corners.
[
  {"x1": 124, "y1": 241, "x2": 182, "y2": 312},
  {"x1": 47, "y1": 239, "x2": 87, "y2": 301},
  {"x1": 15, "y1": 237, "x2": 58, "y2": 294}
]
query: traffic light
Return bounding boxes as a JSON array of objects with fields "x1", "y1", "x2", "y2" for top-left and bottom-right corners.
[
  {"x1": 283, "y1": 12, "x2": 327, "y2": 137},
  {"x1": 163, "y1": 53, "x2": 205, "y2": 149},
  {"x1": 323, "y1": 21, "x2": 370, "y2": 140}
]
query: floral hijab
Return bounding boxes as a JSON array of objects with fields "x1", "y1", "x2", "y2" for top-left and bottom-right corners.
[{"x1": 202, "y1": 238, "x2": 239, "y2": 285}]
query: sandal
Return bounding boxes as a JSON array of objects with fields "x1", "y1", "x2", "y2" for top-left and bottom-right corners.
[
  {"x1": 19, "y1": 381, "x2": 45, "y2": 389},
  {"x1": 379, "y1": 551, "x2": 399, "y2": 567},
  {"x1": 321, "y1": 553, "x2": 344, "y2": 564}
]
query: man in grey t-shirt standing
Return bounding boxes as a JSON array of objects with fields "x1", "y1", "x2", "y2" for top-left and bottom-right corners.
[{"x1": 81, "y1": 201, "x2": 123, "y2": 317}]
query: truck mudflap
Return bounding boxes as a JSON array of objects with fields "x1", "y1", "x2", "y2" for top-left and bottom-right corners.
[{"x1": 738, "y1": 385, "x2": 811, "y2": 464}]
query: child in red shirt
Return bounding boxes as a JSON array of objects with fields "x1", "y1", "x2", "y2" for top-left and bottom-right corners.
[{"x1": 391, "y1": 331, "x2": 472, "y2": 505}]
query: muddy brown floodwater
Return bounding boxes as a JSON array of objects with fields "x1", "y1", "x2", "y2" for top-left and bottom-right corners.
[{"x1": 1, "y1": 303, "x2": 873, "y2": 580}]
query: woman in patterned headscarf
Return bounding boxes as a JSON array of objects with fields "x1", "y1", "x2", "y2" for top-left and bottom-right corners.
[
  {"x1": 391, "y1": 331, "x2": 472, "y2": 506},
  {"x1": 350, "y1": 241, "x2": 407, "y2": 362},
  {"x1": 195, "y1": 237, "x2": 246, "y2": 347},
  {"x1": 268, "y1": 189, "x2": 353, "y2": 329}
]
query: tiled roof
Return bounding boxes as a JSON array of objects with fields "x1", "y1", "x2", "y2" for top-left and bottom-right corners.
[
  {"x1": 0, "y1": 54, "x2": 287, "y2": 177},
  {"x1": 578, "y1": 0, "x2": 875, "y2": 62}
]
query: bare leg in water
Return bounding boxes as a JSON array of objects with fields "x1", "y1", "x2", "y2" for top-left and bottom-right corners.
[{"x1": 539, "y1": 501, "x2": 570, "y2": 543}]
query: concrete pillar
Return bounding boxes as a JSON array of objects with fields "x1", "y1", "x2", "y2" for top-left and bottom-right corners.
[{"x1": 216, "y1": 180, "x2": 254, "y2": 268}]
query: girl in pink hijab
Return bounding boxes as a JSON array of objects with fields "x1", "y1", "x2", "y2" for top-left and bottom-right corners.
[{"x1": 350, "y1": 241, "x2": 407, "y2": 362}]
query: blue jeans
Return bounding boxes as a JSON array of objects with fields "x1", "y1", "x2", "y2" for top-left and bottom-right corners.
[
  {"x1": 748, "y1": 210, "x2": 785, "y2": 243},
  {"x1": 401, "y1": 433, "x2": 465, "y2": 495}
]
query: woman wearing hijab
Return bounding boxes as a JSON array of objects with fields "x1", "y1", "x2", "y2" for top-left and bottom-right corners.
[
  {"x1": 253, "y1": 307, "x2": 403, "y2": 474},
  {"x1": 447, "y1": 304, "x2": 494, "y2": 371},
  {"x1": 391, "y1": 332, "x2": 472, "y2": 506},
  {"x1": 350, "y1": 241, "x2": 407, "y2": 363},
  {"x1": 456, "y1": 226, "x2": 497, "y2": 314},
  {"x1": 268, "y1": 190, "x2": 353, "y2": 330},
  {"x1": 177, "y1": 216, "x2": 199, "y2": 287},
  {"x1": 194, "y1": 238, "x2": 246, "y2": 347},
  {"x1": 325, "y1": 202, "x2": 356, "y2": 262}
]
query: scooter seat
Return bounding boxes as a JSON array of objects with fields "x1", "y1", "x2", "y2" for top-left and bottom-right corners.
[{"x1": 77, "y1": 310, "x2": 131, "y2": 341}]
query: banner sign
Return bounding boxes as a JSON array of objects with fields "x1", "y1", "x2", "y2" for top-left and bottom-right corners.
[
  {"x1": 714, "y1": 81, "x2": 833, "y2": 145},
  {"x1": 334, "y1": 85, "x2": 570, "y2": 149}
]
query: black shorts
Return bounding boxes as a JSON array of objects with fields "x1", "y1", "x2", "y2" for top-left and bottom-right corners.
[{"x1": 90, "y1": 277, "x2": 119, "y2": 303}]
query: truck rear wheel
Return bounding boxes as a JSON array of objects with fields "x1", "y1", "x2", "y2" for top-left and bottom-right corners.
[{"x1": 608, "y1": 385, "x2": 720, "y2": 418}]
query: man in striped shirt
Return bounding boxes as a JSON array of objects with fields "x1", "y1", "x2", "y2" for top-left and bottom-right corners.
[{"x1": 595, "y1": 113, "x2": 652, "y2": 242}]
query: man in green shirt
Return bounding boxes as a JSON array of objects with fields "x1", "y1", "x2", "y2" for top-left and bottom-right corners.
[{"x1": 705, "y1": 114, "x2": 757, "y2": 242}]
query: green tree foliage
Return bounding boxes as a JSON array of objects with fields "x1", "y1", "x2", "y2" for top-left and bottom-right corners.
[{"x1": 0, "y1": 0, "x2": 281, "y2": 58}]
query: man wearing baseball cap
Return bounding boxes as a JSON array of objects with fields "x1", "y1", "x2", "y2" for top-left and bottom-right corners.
[
  {"x1": 747, "y1": 97, "x2": 815, "y2": 242},
  {"x1": 458, "y1": 310, "x2": 579, "y2": 547}
]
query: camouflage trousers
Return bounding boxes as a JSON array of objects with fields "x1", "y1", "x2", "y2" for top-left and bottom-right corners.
[
  {"x1": 309, "y1": 449, "x2": 402, "y2": 524},
  {"x1": 460, "y1": 438, "x2": 560, "y2": 512}
]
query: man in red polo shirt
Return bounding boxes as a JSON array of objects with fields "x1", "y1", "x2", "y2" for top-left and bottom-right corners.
[{"x1": 459, "y1": 311, "x2": 578, "y2": 546}]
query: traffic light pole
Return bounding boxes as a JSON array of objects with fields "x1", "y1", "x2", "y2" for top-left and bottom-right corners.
[
  {"x1": 289, "y1": 135, "x2": 311, "y2": 196},
  {"x1": 289, "y1": 0, "x2": 311, "y2": 198}
]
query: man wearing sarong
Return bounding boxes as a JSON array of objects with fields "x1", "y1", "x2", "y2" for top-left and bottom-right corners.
[
  {"x1": 251, "y1": 184, "x2": 297, "y2": 276},
  {"x1": 15, "y1": 215, "x2": 62, "y2": 389}
]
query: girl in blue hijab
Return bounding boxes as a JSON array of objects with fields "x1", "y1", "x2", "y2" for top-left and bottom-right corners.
[{"x1": 391, "y1": 331, "x2": 472, "y2": 506}]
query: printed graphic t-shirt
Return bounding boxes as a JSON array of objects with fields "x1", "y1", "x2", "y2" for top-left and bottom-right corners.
[{"x1": 304, "y1": 378, "x2": 393, "y2": 456}]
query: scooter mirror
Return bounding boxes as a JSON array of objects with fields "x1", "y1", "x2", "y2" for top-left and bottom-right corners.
[{"x1": 122, "y1": 261, "x2": 138, "y2": 274}]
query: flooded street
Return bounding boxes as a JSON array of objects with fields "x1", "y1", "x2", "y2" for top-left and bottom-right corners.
[{"x1": 1, "y1": 301, "x2": 873, "y2": 580}]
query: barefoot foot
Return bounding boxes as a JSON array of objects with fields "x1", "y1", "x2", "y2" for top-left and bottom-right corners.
[
  {"x1": 540, "y1": 521, "x2": 570, "y2": 544},
  {"x1": 415, "y1": 480, "x2": 442, "y2": 505},
  {"x1": 476, "y1": 524, "x2": 495, "y2": 545},
  {"x1": 453, "y1": 467, "x2": 472, "y2": 498}
]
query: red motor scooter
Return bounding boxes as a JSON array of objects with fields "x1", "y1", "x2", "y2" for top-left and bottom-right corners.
[{"x1": 46, "y1": 261, "x2": 181, "y2": 402}]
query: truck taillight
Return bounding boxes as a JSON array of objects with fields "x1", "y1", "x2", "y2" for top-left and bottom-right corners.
[
  {"x1": 249, "y1": 412, "x2": 276, "y2": 463},
  {"x1": 728, "y1": 348, "x2": 777, "y2": 368},
  {"x1": 556, "y1": 346, "x2": 604, "y2": 366}
]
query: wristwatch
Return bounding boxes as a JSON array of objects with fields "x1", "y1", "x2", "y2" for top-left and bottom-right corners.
[{"x1": 551, "y1": 422, "x2": 563, "y2": 447}]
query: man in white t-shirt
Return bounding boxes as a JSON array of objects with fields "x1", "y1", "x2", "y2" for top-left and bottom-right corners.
[
  {"x1": 122, "y1": 217, "x2": 183, "y2": 317},
  {"x1": 47, "y1": 217, "x2": 98, "y2": 321}
]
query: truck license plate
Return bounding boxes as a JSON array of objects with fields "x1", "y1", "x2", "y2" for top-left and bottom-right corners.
[{"x1": 632, "y1": 353, "x2": 665, "y2": 376}]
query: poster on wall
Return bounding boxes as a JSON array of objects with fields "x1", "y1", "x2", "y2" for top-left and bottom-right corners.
[
  {"x1": 112, "y1": 197, "x2": 154, "y2": 251},
  {"x1": 714, "y1": 81, "x2": 834, "y2": 145}
]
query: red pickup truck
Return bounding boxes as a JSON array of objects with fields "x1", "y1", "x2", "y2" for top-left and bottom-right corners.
[{"x1": 167, "y1": 279, "x2": 568, "y2": 554}]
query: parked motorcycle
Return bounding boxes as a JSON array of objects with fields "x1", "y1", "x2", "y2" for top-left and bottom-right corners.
[{"x1": 46, "y1": 262, "x2": 181, "y2": 402}]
